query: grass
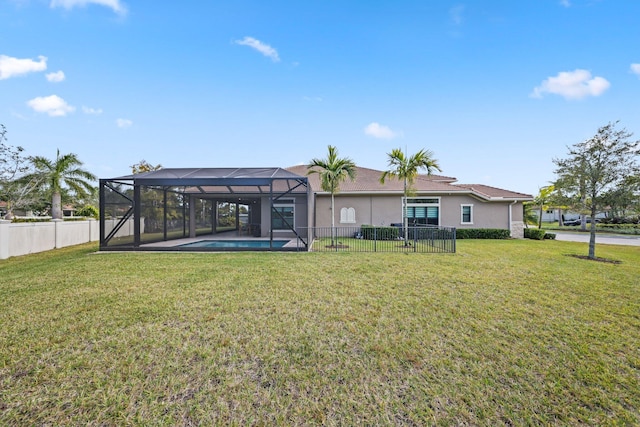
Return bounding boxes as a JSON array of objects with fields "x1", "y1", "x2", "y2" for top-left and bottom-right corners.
[{"x1": 1, "y1": 240, "x2": 639, "y2": 425}]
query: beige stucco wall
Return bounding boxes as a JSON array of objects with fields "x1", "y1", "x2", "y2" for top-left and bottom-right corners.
[
  {"x1": 314, "y1": 195, "x2": 401, "y2": 227},
  {"x1": 313, "y1": 193, "x2": 527, "y2": 238}
]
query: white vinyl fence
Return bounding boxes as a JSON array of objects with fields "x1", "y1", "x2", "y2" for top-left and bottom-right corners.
[{"x1": 0, "y1": 219, "x2": 100, "y2": 260}]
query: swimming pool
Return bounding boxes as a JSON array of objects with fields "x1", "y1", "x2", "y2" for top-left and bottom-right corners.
[{"x1": 179, "y1": 240, "x2": 288, "y2": 249}]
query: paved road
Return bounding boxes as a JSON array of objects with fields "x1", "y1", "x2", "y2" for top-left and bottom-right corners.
[{"x1": 553, "y1": 231, "x2": 640, "y2": 247}]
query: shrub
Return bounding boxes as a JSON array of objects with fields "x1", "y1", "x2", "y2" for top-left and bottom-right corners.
[
  {"x1": 12, "y1": 218, "x2": 51, "y2": 223},
  {"x1": 543, "y1": 233, "x2": 556, "y2": 240},
  {"x1": 360, "y1": 225, "x2": 400, "y2": 240},
  {"x1": 524, "y1": 228, "x2": 546, "y2": 240},
  {"x1": 456, "y1": 228, "x2": 510, "y2": 239},
  {"x1": 75, "y1": 205, "x2": 99, "y2": 219}
]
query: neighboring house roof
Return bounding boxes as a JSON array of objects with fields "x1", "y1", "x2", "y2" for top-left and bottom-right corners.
[
  {"x1": 452, "y1": 184, "x2": 533, "y2": 200},
  {"x1": 286, "y1": 165, "x2": 532, "y2": 201}
]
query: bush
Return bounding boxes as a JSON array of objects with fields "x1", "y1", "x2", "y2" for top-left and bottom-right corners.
[
  {"x1": 75, "y1": 205, "x2": 99, "y2": 219},
  {"x1": 11, "y1": 218, "x2": 51, "y2": 223},
  {"x1": 524, "y1": 228, "x2": 546, "y2": 240},
  {"x1": 543, "y1": 233, "x2": 556, "y2": 240},
  {"x1": 456, "y1": 229, "x2": 510, "y2": 239},
  {"x1": 360, "y1": 225, "x2": 400, "y2": 240}
]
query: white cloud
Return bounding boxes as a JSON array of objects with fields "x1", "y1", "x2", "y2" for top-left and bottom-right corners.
[
  {"x1": 50, "y1": 0, "x2": 127, "y2": 15},
  {"x1": 531, "y1": 69, "x2": 610, "y2": 100},
  {"x1": 450, "y1": 5, "x2": 465, "y2": 25},
  {"x1": 0, "y1": 55, "x2": 47, "y2": 80},
  {"x1": 82, "y1": 106, "x2": 103, "y2": 115},
  {"x1": 27, "y1": 95, "x2": 75, "y2": 117},
  {"x1": 46, "y1": 70, "x2": 65, "y2": 82},
  {"x1": 116, "y1": 118, "x2": 132, "y2": 128},
  {"x1": 631, "y1": 63, "x2": 640, "y2": 77},
  {"x1": 364, "y1": 122, "x2": 398, "y2": 140},
  {"x1": 235, "y1": 36, "x2": 280, "y2": 62},
  {"x1": 303, "y1": 96, "x2": 323, "y2": 102},
  {"x1": 560, "y1": 0, "x2": 571, "y2": 7}
]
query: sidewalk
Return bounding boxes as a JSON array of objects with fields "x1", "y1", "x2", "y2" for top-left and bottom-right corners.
[{"x1": 551, "y1": 231, "x2": 640, "y2": 247}]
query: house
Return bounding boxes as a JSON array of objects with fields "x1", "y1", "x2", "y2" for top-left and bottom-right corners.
[
  {"x1": 98, "y1": 165, "x2": 532, "y2": 252},
  {"x1": 287, "y1": 165, "x2": 533, "y2": 238}
]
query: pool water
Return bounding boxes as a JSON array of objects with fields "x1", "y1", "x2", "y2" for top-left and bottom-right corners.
[{"x1": 179, "y1": 240, "x2": 288, "y2": 249}]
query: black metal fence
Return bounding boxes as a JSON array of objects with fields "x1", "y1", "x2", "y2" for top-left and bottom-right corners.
[{"x1": 298, "y1": 225, "x2": 456, "y2": 253}]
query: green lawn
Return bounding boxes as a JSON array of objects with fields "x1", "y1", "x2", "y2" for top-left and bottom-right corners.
[{"x1": 1, "y1": 240, "x2": 639, "y2": 425}]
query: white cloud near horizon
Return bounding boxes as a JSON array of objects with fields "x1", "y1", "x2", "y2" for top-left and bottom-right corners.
[
  {"x1": 82, "y1": 106, "x2": 103, "y2": 115},
  {"x1": 531, "y1": 69, "x2": 610, "y2": 100},
  {"x1": 50, "y1": 0, "x2": 127, "y2": 15},
  {"x1": 0, "y1": 55, "x2": 47, "y2": 80},
  {"x1": 27, "y1": 95, "x2": 75, "y2": 117},
  {"x1": 364, "y1": 122, "x2": 399, "y2": 139},
  {"x1": 631, "y1": 63, "x2": 640, "y2": 77},
  {"x1": 116, "y1": 118, "x2": 133, "y2": 128},
  {"x1": 46, "y1": 70, "x2": 65, "y2": 82},
  {"x1": 235, "y1": 37, "x2": 280, "y2": 62}
]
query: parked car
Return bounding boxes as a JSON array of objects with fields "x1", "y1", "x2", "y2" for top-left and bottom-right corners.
[{"x1": 563, "y1": 218, "x2": 599, "y2": 226}]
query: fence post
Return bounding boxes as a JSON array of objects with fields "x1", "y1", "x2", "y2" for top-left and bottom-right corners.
[
  {"x1": 0, "y1": 220, "x2": 10, "y2": 260},
  {"x1": 374, "y1": 227, "x2": 377, "y2": 252}
]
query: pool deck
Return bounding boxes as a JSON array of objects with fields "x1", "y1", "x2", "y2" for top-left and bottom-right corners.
[{"x1": 140, "y1": 230, "x2": 303, "y2": 250}]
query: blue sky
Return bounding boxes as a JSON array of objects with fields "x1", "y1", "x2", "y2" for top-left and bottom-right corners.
[{"x1": 2, "y1": 0, "x2": 639, "y2": 196}]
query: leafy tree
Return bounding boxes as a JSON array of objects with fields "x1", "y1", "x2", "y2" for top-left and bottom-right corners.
[
  {"x1": 28, "y1": 150, "x2": 97, "y2": 220},
  {"x1": 131, "y1": 159, "x2": 162, "y2": 174},
  {"x1": 0, "y1": 125, "x2": 42, "y2": 219},
  {"x1": 307, "y1": 145, "x2": 357, "y2": 246},
  {"x1": 599, "y1": 175, "x2": 640, "y2": 219},
  {"x1": 554, "y1": 122, "x2": 640, "y2": 259},
  {"x1": 380, "y1": 148, "x2": 441, "y2": 245},
  {"x1": 75, "y1": 204, "x2": 99, "y2": 219},
  {"x1": 129, "y1": 161, "x2": 166, "y2": 233}
]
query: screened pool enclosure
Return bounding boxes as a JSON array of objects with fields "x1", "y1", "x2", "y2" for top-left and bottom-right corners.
[{"x1": 99, "y1": 168, "x2": 310, "y2": 252}]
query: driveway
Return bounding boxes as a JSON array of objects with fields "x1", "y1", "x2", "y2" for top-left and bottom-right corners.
[{"x1": 552, "y1": 231, "x2": 640, "y2": 247}]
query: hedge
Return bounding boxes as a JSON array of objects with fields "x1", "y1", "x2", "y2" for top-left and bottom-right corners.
[
  {"x1": 524, "y1": 228, "x2": 546, "y2": 240},
  {"x1": 456, "y1": 228, "x2": 510, "y2": 239},
  {"x1": 360, "y1": 225, "x2": 400, "y2": 240}
]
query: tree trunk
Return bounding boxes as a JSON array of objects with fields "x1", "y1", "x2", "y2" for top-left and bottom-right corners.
[
  {"x1": 330, "y1": 192, "x2": 335, "y2": 247},
  {"x1": 403, "y1": 179, "x2": 409, "y2": 246},
  {"x1": 52, "y1": 192, "x2": 63, "y2": 219},
  {"x1": 588, "y1": 205, "x2": 597, "y2": 259},
  {"x1": 558, "y1": 208, "x2": 564, "y2": 226},
  {"x1": 538, "y1": 203, "x2": 543, "y2": 228}
]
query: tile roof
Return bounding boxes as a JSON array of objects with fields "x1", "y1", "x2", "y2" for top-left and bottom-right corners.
[
  {"x1": 452, "y1": 184, "x2": 533, "y2": 199},
  {"x1": 286, "y1": 165, "x2": 532, "y2": 200}
]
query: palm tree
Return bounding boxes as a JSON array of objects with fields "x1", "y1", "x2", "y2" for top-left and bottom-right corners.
[
  {"x1": 307, "y1": 145, "x2": 357, "y2": 246},
  {"x1": 380, "y1": 148, "x2": 441, "y2": 245},
  {"x1": 534, "y1": 184, "x2": 555, "y2": 228},
  {"x1": 29, "y1": 150, "x2": 97, "y2": 219}
]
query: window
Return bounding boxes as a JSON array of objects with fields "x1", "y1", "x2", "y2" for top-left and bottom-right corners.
[
  {"x1": 405, "y1": 198, "x2": 440, "y2": 226},
  {"x1": 461, "y1": 204, "x2": 473, "y2": 224},
  {"x1": 340, "y1": 207, "x2": 356, "y2": 223},
  {"x1": 272, "y1": 201, "x2": 294, "y2": 230}
]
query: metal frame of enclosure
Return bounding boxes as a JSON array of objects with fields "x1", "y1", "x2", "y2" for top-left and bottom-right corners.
[{"x1": 99, "y1": 168, "x2": 310, "y2": 252}]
